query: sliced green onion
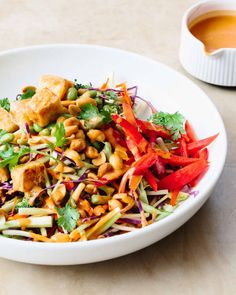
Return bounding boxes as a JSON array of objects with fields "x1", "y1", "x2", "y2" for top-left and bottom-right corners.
[
  {"x1": 147, "y1": 189, "x2": 169, "y2": 196},
  {"x1": 2, "y1": 230, "x2": 32, "y2": 238},
  {"x1": 40, "y1": 227, "x2": 47, "y2": 236},
  {"x1": 153, "y1": 194, "x2": 170, "y2": 208},
  {"x1": 141, "y1": 202, "x2": 161, "y2": 215},
  {"x1": 91, "y1": 194, "x2": 110, "y2": 205},
  {"x1": 18, "y1": 208, "x2": 54, "y2": 216},
  {"x1": 138, "y1": 182, "x2": 148, "y2": 204},
  {"x1": 0, "y1": 216, "x2": 52, "y2": 230},
  {"x1": 103, "y1": 142, "x2": 112, "y2": 160}
]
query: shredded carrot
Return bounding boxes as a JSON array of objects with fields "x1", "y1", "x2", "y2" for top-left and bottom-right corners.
[
  {"x1": 100, "y1": 78, "x2": 109, "y2": 90},
  {"x1": 116, "y1": 83, "x2": 132, "y2": 105},
  {"x1": 170, "y1": 190, "x2": 180, "y2": 206},
  {"x1": 129, "y1": 175, "x2": 142, "y2": 191},
  {"x1": 122, "y1": 102, "x2": 137, "y2": 127}
]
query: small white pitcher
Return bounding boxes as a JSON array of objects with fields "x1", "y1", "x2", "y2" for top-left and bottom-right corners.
[{"x1": 179, "y1": 0, "x2": 236, "y2": 86}]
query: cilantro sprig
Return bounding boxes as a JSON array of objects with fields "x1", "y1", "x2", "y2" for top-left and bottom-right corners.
[
  {"x1": 19, "y1": 88, "x2": 36, "y2": 100},
  {"x1": 16, "y1": 198, "x2": 31, "y2": 209},
  {"x1": 54, "y1": 123, "x2": 68, "y2": 148},
  {"x1": 0, "y1": 145, "x2": 30, "y2": 170},
  {"x1": 149, "y1": 111, "x2": 186, "y2": 140},
  {"x1": 57, "y1": 204, "x2": 79, "y2": 233},
  {"x1": 78, "y1": 103, "x2": 120, "y2": 128},
  {"x1": 0, "y1": 98, "x2": 10, "y2": 112},
  {"x1": 74, "y1": 79, "x2": 91, "y2": 90}
]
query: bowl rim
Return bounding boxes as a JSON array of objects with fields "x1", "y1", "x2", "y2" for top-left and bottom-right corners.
[{"x1": 0, "y1": 43, "x2": 227, "y2": 250}]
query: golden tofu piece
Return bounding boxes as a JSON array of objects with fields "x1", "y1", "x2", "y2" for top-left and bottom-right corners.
[
  {"x1": 0, "y1": 167, "x2": 9, "y2": 182},
  {"x1": 39, "y1": 75, "x2": 70, "y2": 100},
  {"x1": 11, "y1": 161, "x2": 46, "y2": 192},
  {"x1": 10, "y1": 99, "x2": 32, "y2": 127},
  {"x1": 27, "y1": 88, "x2": 67, "y2": 127},
  {"x1": 0, "y1": 108, "x2": 18, "y2": 132}
]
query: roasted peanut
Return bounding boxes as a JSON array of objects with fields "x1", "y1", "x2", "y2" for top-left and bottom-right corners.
[
  {"x1": 87, "y1": 172, "x2": 98, "y2": 180},
  {"x1": 93, "y1": 205, "x2": 106, "y2": 216},
  {"x1": 79, "y1": 199, "x2": 93, "y2": 216},
  {"x1": 61, "y1": 100, "x2": 77, "y2": 107},
  {"x1": 87, "y1": 129, "x2": 105, "y2": 143},
  {"x1": 97, "y1": 163, "x2": 112, "y2": 178},
  {"x1": 51, "y1": 184, "x2": 66, "y2": 205},
  {"x1": 108, "y1": 199, "x2": 123, "y2": 211},
  {"x1": 85, "y1": 146, "x2": 99, "y2": 159},
  {"x1": 114, "y1": 145, "x2": 129, "y2": 160},
  {"x1": 68, "y1": 105, "x2": 81, "y2": 116},
  {"x1": 92, "y1": 151, "x2": 106, "y2": 166},
  {"x1": 70, "y1": 138, "x2": 86, "y2": 152},
  {"x1": 65, "y1": 125, "x2": 79, "y2": 137},
  {"x1": 71, "y1": 183, "x2": 86, "y2": 202},
  {"x1": 75, "y1": 129, "x2": 85, "y2": 139},
  {"x1": 85, "y1": 184, "x2": 97, "y2": 194},
  {"x1": 64, "y1": 117, "x2": 80, "y2": 127},
  {"x1": 57, "y1": 116, "x2": 66, "y2": 123},
  {"x1": 76, "y1": 96, "x2": 97, "y2": 108},
  {"x1": 109, "y1": 153, "x2": 123, "y2": 170},
  {"x1": 64, "y1": 149, "x2": 83, "y2": 166}
]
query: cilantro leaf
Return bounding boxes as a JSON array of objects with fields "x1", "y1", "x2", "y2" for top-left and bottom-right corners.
[
  {"x1": 105, "y1": 91, "x2": 118, "y2": 100},
  {"x1": 54, "y1": 123, "x2": 67, "y2": 148},
  {"x1": 0, "y1": 130, "x2": 7, "y2": 138},
  {"x1": 57, "y1": 204, "x2": 79, "y2": 233},
  {"x1": 0, "y1": 98, "x2": 10, "y2": 112},
  {"x1": 78, "y1": 104, "x2": 100, "y2": 120},
  {"x1": 74, "y1": 79, "x2": 91, "y2": 90},
  {"x1": 0, "y1": 145, "x2": 30, "y2": 170},
  {"x1": 16, "y1": 198, "x2": 31, "y2": 209},
  {"x1": 78, "y1": 103, "x2": 121, "y2": 127},
  {"x1": 101, "y1": 104, "x2": 120, "y2": 123},
  {"x1": 149, "y1": 111, "x2": 186, "y2": 140},
  {"x1": 19, "y1": 88, "x2": 36, "y2": 100}
]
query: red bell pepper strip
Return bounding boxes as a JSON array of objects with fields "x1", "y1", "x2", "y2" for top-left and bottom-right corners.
[
  {"x1": 136, "y1": 119, "x2": 171, "y2": 139},
  {"x1": 144, "y1": 170, "x2": 158, "y2": 191},
  {"x1": 126, "y1": 138, "x2": 142, "y2": 160},
  {"x1": 199, "y1": 148, "x2": 209, "y2": 160},
  {"x1": 122, "y1": 102, "x2": 137, "y2": 127},
  {"x1": 187, "y1": 133, "x2": 218, "y2": 154},
  {"x1": 179, "y1": 137, "x2": 188, "y2": 157},
  {"x1": 64, "y1": 181, "x2": 75, "y2": 191},
  {"x1": 185, "y1": 120, "x2": 197, "y2": 142},
  {"x1": 170, "y1": 189, "x2": 180, "y2": 206},
  {"x1": 112, "y1": 114, "x2": 148, "y2": 153},
  {"x1": 158, "y1": 159, "x2": 208, "y2": 190},
  {"x1": 132, "y1": 152, "x2": 159, "y2": 175},
  {"x1": 153, "y1": 157, "x2": 166, "y2": 176},
  {"x1": 162, "y1": 154, "x2": 200, "y2": 166}
]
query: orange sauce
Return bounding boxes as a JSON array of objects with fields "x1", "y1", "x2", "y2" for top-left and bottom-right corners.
[{"x1": 189, "y1": 10, "x2": 236, "y2": 53}]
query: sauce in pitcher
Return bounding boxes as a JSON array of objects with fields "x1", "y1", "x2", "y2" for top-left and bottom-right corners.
[{"x1": 189, "y1": 10, "x2": 236, "y2": 53}]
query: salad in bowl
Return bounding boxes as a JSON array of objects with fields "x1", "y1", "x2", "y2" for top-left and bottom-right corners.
[{"x1": 0, "y1": 74, "x2": 218, "y2": 243}]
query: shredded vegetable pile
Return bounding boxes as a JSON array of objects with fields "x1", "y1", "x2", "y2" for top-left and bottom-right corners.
[{"x1": 0, "y1": 75, "x2": 218, "y2": 242}]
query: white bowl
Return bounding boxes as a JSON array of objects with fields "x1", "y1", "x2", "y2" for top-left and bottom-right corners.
[
  {"x1": 0, "y1": 44, "x2": 227, "y2": 265},
  {"x1": 179, "y1": 0, "x2": 236, "y2": 86}
]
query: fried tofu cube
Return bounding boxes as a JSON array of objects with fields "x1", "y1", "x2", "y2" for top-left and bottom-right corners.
[
  {"x1": 27, "y1": 88, "x2": 67, "y2": 127},
  {"x1": 10, "y1": 99, "x2": 32, "y2": 127},
  {"x1": 11, "y1": 161, "x2": 46, "y2": 192},
  {"x1": 0, "y1": 108, "x2": 18, "y2": 132},
  {"x1": 0, "y1": 167, "x2": 9, "y2": 182},
  {"x1": 39, "y1": 75, "x2": 70, "y2": 100}
]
